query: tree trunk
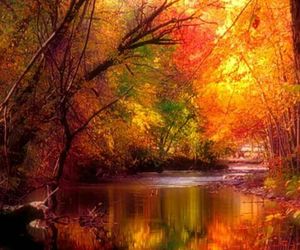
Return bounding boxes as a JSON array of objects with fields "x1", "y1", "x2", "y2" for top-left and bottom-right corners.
[
  {"x1": 291, "y1": 0, "x2": 300, "y2": 170},
  {"x1": 55, "y1": 136, "x2": 72, "y2": 183},
  {"x1": 291, "y1": 0, "x2": 300, "y2": 78}
]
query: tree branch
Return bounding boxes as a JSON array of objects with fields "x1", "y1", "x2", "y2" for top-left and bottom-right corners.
[
  {"x1": 0, "y1": 0, "x2": 87, "y2": 113},
  {"x1": 72, "y1": 86, "x2": 133, "y2": 136},
  {"x1": 84, "y1": 0, "x2": 194, "y2": 81}
]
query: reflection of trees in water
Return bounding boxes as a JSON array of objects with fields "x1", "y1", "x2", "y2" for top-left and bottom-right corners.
[
  {"x1": 108, "y1": 187, "x2": 211, "y2": 249},
  {"x1": 204, "y1": 215, "x2": 300, "y2": 249},
  {"x1": 47, "y1": 223, "x2": 58, "y2": 250},
  {"x1": 45, "y1": 199, "x2": 114, "y2": 250},
  {"x1": 288, "y1": 224, "x2": 300, "y2": 249},
  {"x1": 49, "y1": 186, "x2": 300, "y2": 250}
]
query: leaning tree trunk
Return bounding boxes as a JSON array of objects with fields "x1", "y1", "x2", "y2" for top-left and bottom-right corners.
[{"x1": 291, "y1": 0, "x2": 300, "y2": 170}]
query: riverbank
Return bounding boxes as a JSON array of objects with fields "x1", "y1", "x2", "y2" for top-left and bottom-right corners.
[{"x1": 220, "y1": 171, "x2": 300, "y2": 211}]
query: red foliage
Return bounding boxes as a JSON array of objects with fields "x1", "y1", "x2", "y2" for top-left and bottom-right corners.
[
  {"x1": 252, "y1": 15, "x2": 260, "y2": 29},
  {"x1": 172, "y1": 24, "x2": 215, "y2": 75}
]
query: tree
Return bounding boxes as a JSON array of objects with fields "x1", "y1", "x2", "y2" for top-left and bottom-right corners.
[
  {"x1": 291, "y1": 0, "x2": 300, "y2": 170},
  {"x1": 0, "y1": 0, "x2": 197, "y2": 188}
]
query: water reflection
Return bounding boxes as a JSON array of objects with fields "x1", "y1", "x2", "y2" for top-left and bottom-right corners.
[{"x1": 51, "y1": 184, "x2": 300, "y2": 250}]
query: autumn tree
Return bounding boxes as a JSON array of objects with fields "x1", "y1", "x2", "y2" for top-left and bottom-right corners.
[{"x1": 0, "y1": 0, "x2": 199, "y2": 189}]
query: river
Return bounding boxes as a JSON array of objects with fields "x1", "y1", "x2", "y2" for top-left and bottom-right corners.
[{"x1": 24, "y1": 167, "x2": 300, "y2": 250}]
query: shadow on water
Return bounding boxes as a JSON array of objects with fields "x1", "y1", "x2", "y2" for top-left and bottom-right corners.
[{"x1": 0, "y1": 234, "x2": 44, "y2": 250}]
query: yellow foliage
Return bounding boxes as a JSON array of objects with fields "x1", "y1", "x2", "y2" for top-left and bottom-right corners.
[{"x1": 127, "y1": 102, "x2": 163, "y2": 132}]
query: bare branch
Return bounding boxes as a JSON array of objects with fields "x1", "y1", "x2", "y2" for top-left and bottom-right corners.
[
  {"x1": 0, "y1": 0, "x2": 87, "y2": 114},
  {"x1": 85, "y1": 0, "x2": 194, "y2": 81},
  {"x1": 72, "y1": 86, "x2": 133, "y2": 136}
]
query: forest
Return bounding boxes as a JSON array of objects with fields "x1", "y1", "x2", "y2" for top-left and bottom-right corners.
[{"x1": 1, "y1": 0, "x2": 300, "y2": 249}]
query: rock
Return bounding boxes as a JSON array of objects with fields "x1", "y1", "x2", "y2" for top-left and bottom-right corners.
[
  {"x1": 27, "y1": 219, "x2": 48, "y2": 242},
  {"x1": 0, "y1": 203, "x2": 45, "y2": 233},
  {"x1": 0, "y1": 202, "x2": 47, "y2": 249}
]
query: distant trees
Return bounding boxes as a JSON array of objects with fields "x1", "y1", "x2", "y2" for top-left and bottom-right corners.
[{"x1": 192, "y1": 0, "x2": 300, "y2": 174}]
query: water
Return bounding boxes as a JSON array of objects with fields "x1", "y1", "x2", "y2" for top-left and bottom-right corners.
[{"x1": 39, "y1": 171, "x2": 298, "y2": 250}]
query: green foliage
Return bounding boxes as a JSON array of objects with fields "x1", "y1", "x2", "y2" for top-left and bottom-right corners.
[
  {"x1": 285, "y1": 176, "x2": 300, "y2": 198},
  {"x1": 263, "y1": 174, "x2": 300, "y2": 198},
  {"x1": 158, "y1": 100, "x2": 184, "y2": 117},
  {"x1": 135, "y1": 45, "x2": 154, "y2": 59}
]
